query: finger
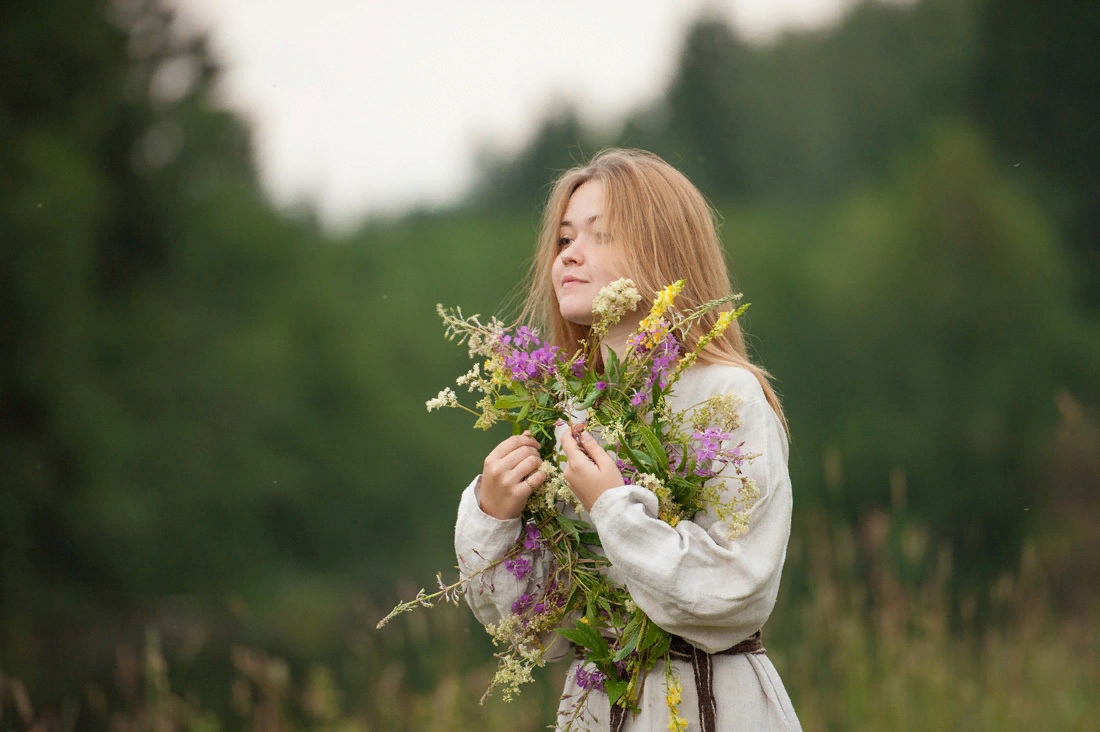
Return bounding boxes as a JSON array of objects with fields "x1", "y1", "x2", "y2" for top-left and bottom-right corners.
[
  {"x1": 486, "y1": 434, "x2": 540, "y2": 463},
  {"x1": 508, "y1": 454, "x2": 545, "y2": 486},
  {"x1": 560, "y1": 428, "x2": 596, "y2": 467},
  {"x1": 577, "y1": 430, "x2": 615, "y2": 469},
  {"x1": 494, "y1": 445, "x2": 540, "y2": 475}
]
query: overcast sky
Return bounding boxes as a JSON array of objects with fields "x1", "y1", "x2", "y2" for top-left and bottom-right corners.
[{"x1": 171, "y1": 0, "x2": 858, "y2": 228}]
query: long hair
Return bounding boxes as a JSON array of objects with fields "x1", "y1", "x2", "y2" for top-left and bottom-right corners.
[{"x1": 519, "y1": 148, "x2": 787, "y2": 431}]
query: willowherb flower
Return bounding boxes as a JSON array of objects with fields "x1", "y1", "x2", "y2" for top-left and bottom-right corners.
[
  {"x1": 692, "y1": 427, "x2": 733, "y2": 475},
  {"x1": 504, "y1": 557, "x2": 532, "y2": 580},
  {"x1": 514, "y1": 325, "x2": 540, "y2": 349},
  {"x1": 512, "y1": 593, "x2": 534, "y2": 614},
  {"x1": 571, "y1": 354, "x2": 586, "y2": 378},
  {"x1": 523, "y1": 522, "x2": 542, "y2": 551},
  {"x1": 574, "y1": 666, "x2": 607, "y2": 691}
]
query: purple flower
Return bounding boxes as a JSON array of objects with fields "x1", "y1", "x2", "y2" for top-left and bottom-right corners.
[
  {"x1": 530, "y1": 344, "x2": 560, "y2": 371},
  {"x1": 504, "y1": 557, "x2": 532, "y2": 580},
  {"x1": 503, "y1": 350, "x2": 537, "y2": 381},
  {"x1": 532, "y1": 602, "x2": 547, "y2": 614},
  {"x1": 511, "y1": 593, "x2": 534, "y2": 614},
  {"x1": 692, "y1": 428, "x2": 732, "y2": 475},
  {"x1": 574, "y1": 666, "x2": 607, "y2": 691},
  {"x1": 514, "y1": 326, "x2": 539, "y2": 349},
  {"x1": 523, "y1": 522, "x2": 542, "y2": 551},
  {"x1": 630, "y1": 389, "x2": 649, "y2": 407},
  {"x1": 571, "y1": 354, "x2": 586, "y2": 378},
  {"x1": 595, "y1": 380, "x2": 608, "y2": 391}
]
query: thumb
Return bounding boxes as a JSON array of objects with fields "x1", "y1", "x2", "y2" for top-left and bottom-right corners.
[{"x1": 578, "y1": 430, "x2": 612, "y2": 467}]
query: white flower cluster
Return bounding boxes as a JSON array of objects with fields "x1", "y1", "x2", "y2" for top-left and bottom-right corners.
[
  {"x1": 591, "y1": 278, "x2": 642, "y2": 327},
  {"x1": 455, "y1": 362, "x2": 490, "y2": 393},
  {"x1": 533, "y1": 460, "x2": 585, "y2": 514},
  {"x1": 634, "y1": 473, "x2": 681, "y2": 525},
  {"x1": 691, "y1": 391, "x2": 744, "y2": 433},
  {"x1": 425, "y1": 387, "x2": 458, "y2": 411},
  {"x1": 435, "y1": 303, "x2": 506, "y2": 359}
]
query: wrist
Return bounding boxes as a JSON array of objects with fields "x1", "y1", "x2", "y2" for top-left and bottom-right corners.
[{"x1": 479, "y1": 496, "x2": 518, "y2": 520}]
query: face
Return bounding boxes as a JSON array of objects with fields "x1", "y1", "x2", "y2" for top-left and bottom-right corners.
[{"x1": 552, "y1": 180, "x2": 624, "y2": 327}]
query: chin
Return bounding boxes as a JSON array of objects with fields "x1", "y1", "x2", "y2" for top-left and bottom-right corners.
[{"x1": 559, "y1": 307, "x2": 594, "y2": 327}]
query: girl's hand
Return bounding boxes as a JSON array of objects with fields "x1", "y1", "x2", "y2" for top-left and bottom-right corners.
[
  {"x1": 560, "y1": 427, "x2": 625, "y2": 512},
  {"x1": 479, "y1": 431, "x2": 545, "y2": 520}
]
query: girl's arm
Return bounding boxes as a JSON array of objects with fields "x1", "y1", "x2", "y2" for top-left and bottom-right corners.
[
  {"x1": 580, "y1": 391, "x2": 793, "y2": 653},
  {"x1": 454, "y1": 476, "x2": 549, "y2": 627}
]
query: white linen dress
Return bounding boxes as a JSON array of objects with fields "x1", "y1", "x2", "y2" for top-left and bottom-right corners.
[{"x1": 454, "y1": 363, "x2": 802, "y2": 731}]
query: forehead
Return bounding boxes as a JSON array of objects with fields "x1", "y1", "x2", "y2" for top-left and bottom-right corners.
[{"x1": 561, "y1": 179, "x2": 606, "y2": 227}]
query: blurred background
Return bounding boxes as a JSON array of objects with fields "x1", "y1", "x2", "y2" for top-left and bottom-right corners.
[{"x1": 2, "y1": 0, "x2": 1098, "y2": 729}]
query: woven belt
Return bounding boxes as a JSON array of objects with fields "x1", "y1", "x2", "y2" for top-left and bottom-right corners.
[{"x1": 573, "y1": 630, "x2": 765, "y2": 732}]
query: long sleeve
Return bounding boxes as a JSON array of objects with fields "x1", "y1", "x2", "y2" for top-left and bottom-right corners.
[
  {"x1": 586, "y1": 366, "x2": 793, "y2": 653},
  {"x1": 454, "y1": 475, "x2": 546, "y2": 627}
]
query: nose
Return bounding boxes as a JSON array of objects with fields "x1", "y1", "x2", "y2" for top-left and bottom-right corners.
[{"x1": 559, "y1": 236, "x2": 585, "y2": 265}]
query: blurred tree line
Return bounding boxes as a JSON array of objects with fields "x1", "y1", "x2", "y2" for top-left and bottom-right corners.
[{"x1": 2, "y1": 0, "x2": 1098, "y2": 714}]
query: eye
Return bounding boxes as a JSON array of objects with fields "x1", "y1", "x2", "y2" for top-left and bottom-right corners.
[
  {"x1": 557, "y1": 236, "x2": 574, "y2": 248},
  {"x1": 594, "y1": 232, "x2": 610, "y2": 243}
]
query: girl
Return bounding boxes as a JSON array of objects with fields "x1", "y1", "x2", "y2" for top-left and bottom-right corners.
[{"x1": 454, "y1": 149, "x2": 801, "y2": 731}]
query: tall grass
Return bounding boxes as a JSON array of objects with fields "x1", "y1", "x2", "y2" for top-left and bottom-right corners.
[{"x1": 3, "y1": 507, "x2": 1095, "y2": 731}]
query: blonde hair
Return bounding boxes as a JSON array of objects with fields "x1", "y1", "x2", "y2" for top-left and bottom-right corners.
[{"x1": 520, "y1": 148, "x2": 787, "y2": 431}]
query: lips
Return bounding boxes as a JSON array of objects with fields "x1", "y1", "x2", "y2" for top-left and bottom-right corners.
[{"x1": 561, "y1": 276, "x2": 585, "y2": 287}]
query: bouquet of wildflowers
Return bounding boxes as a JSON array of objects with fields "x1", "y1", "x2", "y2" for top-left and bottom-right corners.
[{"x1": 378, "y1": 279, "x2": 759, "y2": 730}]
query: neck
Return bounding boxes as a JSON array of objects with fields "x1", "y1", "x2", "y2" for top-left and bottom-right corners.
[{"x1": 598, "y1": 318, "x2": 638, "y2": 363}]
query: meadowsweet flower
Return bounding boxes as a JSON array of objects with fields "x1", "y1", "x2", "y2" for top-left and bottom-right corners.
[
  {"x1": 425, "y1": 388, "x2": 458, "y2": 411},
  {"x1": 692, "y1": 391, "x2": 744, "y2": 433},
  {"x1": 591, "y1": 278, "x2": 642, "y2": 328}
]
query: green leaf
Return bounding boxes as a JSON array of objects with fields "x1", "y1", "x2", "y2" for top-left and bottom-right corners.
[
  {"x1": 635, "y1": 421, "x2": 669, "y2": 468},
  {"x1": 494, "y1": 395, "x2": 528, "y2": 410},
  {"x1": 605, "y1": 679, "x2": 628, "y2": 705},
  {"x1": 604, "y1": 348, "x2": 621, "y2": 382},
  {"x1": 618, "y1": 439, "x2": 657, "y2": 472},
  {"x1": 612, "y1": 633, "x2": 639, "y2": 662},
  {"x1": 638, "y1": 619, "x2": 668, "y2": 652},
  {"x1": 580, "y1": 387, "x2": 601, "y2": 409},
  {"x1": 556, "y1": 623, "x2": 610, "y2": 659},
  {"x1": 648, "y1": 631, "x2": 672, "y2": 658}
]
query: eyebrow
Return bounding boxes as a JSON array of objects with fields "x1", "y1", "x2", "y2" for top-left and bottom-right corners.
[{"x1": 559, "y1": 214, "x2": 602, "y2": 228}]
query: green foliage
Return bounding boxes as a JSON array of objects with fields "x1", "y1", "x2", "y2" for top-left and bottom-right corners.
[{"x1": 2, "y1": 0, "x2": 1098, "y2": 724}]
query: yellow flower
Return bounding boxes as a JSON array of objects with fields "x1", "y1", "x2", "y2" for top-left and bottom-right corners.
[
  {"x1": 649, "y1": 280, "x2": 685, "y2": 319},
  {"x1": 665, "y1": 676, "x2": 686, "y2": 731},
  {"x1": 711, "y1": 310, "x2": 735, "y2": 336},
  {"x1": 578, "y1": 617, "x2": 589, "y2": 625}
]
